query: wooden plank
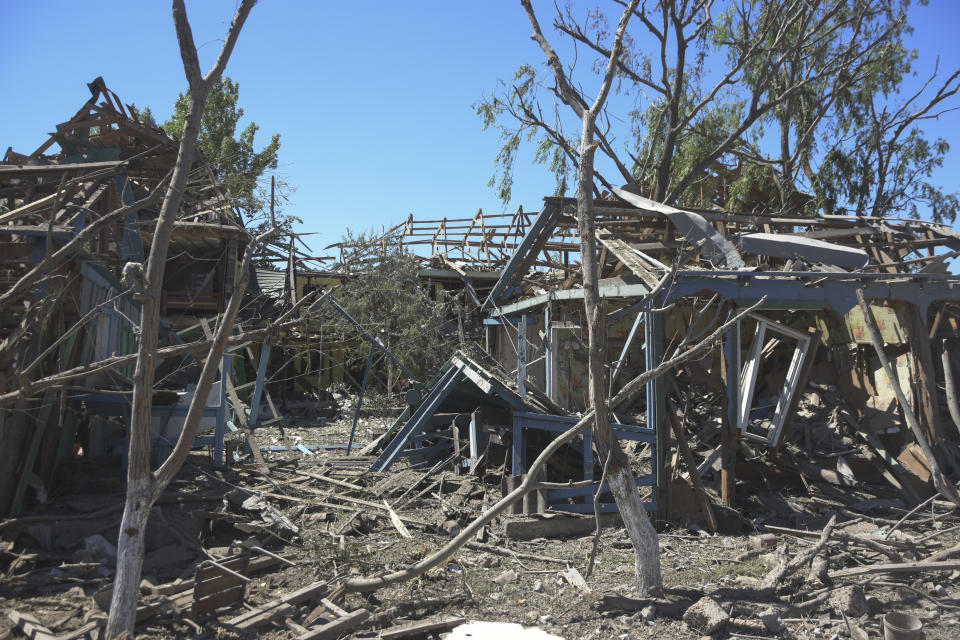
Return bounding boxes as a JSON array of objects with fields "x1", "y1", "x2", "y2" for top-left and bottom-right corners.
[
  {"x1": 5, "y1": 611, "x2": 56, "y2": 640},
  {"x1": 0, "y1": 160, "x2": 125, "y2": 177},
  {"x1": 226, "y1": 580, "x2": 328, "y2": 630},
  {"x1": 229, "y1": 602, "x2": 294, "y2": 630},
  {"x1": 383, "y1": 499, "x2": 412, "y2": 538},
  {"x1": 249, "y1": 545, "x2": 296, "y2": 567},
  {"x1": 504, "y1": 513, "x2": 622, "y2": 540},
  {"x1": 303, "y1": 598, "x2": 350, "y2": 626},
  {"x1": 596, "y1": 228, "x2": 661, "y2": 289},
  {"x1": 151, "y1": 554, "x2": 281, "y2": 597},
  {"x1": 194, "y1": 567, "x2": 248, "y2": 598},
  {"x1": 296, "y1": 469, "x2": 364, "y2": 492},
  {"x1": 261, "y1": 489, "x2": 431, "y2": 526},
  {"x1": 909, "y1": 304, "x2": 947, "y2": 447},
  {"x1": 200, "y1": 319, "x2": 266, "y2": 467},
  {"x1": 0, "y1": 193, "x2": 59, "y2": 224},
  {"x1": 296, "y1": 608, "x2": 370, "y2": 640},
  {"x1": 195, "y1": 572, "x2": 243, "y2": 598},
  {"x1": 830, "y1": 559, "x2": 960, "y2": 578},
  {"x1": 193, "y1": 586, "x2": 245, "y2": 617},
  {"x1": 379, "y1": 616, "x2": 466, "y2": 639},
  {"x1": 193, "y1": 554, "x2": 248, "y2": 617},
  {"x1": 11, "y1": 333, "x2": 78, "y2": 515},
  {"x1": 840, "y1": 409, "x2": 922, "y2": 506},
  {"x1": 55, "y1": 620, "x2": 101, "y2": 640}
]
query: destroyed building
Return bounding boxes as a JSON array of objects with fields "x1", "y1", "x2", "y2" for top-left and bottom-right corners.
[
  {"x1": 362, "y1": 188, "x2": 960, "y2": 526},
  {"x1": 2, "y1": 81, "x2": 960, "y2": 638},
  {"x1": 0, "y1": 78, "x2": 276, "y2": 516}
]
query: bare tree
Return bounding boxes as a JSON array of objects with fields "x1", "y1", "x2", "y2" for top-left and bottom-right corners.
[
  {"x1": 104, "y1": 1, "x2": 260, "y2": 636},
  {"x1": 520, "y1": 0, "x2": 662, "y2": 594}
]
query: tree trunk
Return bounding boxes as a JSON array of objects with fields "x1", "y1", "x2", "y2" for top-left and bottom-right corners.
[
  {"x1": 105, "y1": 71, "x2": 207, "y2": 640},
  {"x1": 105, "y1": 478, "x2": 152, "y2": 635},
  {"x1": 104, "y1": 2, "x2": 256, "y2": 636},
  {"x1": 576, "y1": 108, "x2": 662, "y2": 595}
]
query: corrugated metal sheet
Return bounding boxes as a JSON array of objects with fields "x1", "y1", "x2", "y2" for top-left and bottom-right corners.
[{"x1": 255, "y1": 268, "x2": 286, "y2": 298}]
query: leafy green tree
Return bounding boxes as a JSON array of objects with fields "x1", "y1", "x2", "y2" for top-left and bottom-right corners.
[
  {"x1": 164, "y1": 77, "x2": 280, "y2": 217},
  {"x1": 328, "y1": 230, "x2": 465, "y2": 396}
]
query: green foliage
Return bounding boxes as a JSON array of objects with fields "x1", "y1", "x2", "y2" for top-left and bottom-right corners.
[
  {"x1": 127, "y1": 103, "x2": 158, "y2": 128},
  {"x1": 475, "y1": 65, "x2": 576, "y2": 206},
  {"x1": 163, "y1": 77, "x2": 281, "y2": 216},
  {"x1": 328, "y1": 230, "x2": 465, "y2": 391},
  {"x1": 479, "y1": 0, "x2": 959, "y2": 222},
  {"x1": 714, "y1": 555, "x2": 768, "y2": 579}
]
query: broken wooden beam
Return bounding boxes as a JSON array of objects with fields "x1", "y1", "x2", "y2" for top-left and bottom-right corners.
[
  {"x1": 378, "y1": 616, "x2": 466, "y2": 639},
  {"x1": 856, "y1": 289, "x2": 960, "y2": 507},
  {"x1": 501, "y1": 513, "x2": 621, "y2": 541},
  {"x1": 5, "y1": 611, "x2": 56, "y2": 640},
  {"x1": 830, "y1": 559, "x2": 960, "y2": 579},
  {"x1": 192, "y1": 554, "x2": 249, "y2": 618},
  {"x1": 295, "y1": 608, "x2": 370, "y2": 640},
  {"x1": 225, "y1": 580, "x2": 328, "y2": 631}
]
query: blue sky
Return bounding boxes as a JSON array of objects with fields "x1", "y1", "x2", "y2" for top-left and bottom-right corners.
[{"x1": 3, "y1": 1, "x2": 960, "y2": 256}]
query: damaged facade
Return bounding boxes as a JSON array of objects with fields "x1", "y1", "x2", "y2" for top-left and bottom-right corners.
[
  {"x1": 0, "y1": 78, "x2": 285, "y2": 516},
  {"x1": 364, "y1": 188, "x2": 960, "y2": 527}
]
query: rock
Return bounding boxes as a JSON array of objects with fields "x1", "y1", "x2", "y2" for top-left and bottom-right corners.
[
  {"x1": 492, "y1": 569, "x2": 518, "y2": 585},
  {"x1": 532, "y1": 579, "x2": 544, "y2": 593},
  {"x1": 440, "y1": 519, "x2": 461, "y2": 536},
  {"x1": 641, "y1": 605, "x2": 656, "y2": 622},
  {"x1": 92, "y1": 584, "x2": 113, "y2": 611},
  {"x1": 682, "y1": 596, "x2": 730, "y2": 634},
  {"x1": 752, "y1": 533, "x2": 777, "y2": 549},
  {"x1": 830, "y1": 585, "x2": 868, "y2": 617},
  {"x1": 560, "y1": 567, "x2": 591, "y2": 593},
  {"x1": 759, "y1": 607, "x2": 784, "y2": 633},
  {"x1": 848, "y1": 622, "x2": 869, "y2": 640}
]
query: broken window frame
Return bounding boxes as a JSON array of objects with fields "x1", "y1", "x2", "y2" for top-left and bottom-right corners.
[{"x1": 737, "y1": 312, "x2": 813, "y2": 447}]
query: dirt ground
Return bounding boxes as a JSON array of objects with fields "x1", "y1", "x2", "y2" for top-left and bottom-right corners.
[{"x1": 1, "y1": 410, "x2": 959, "y2": 639}]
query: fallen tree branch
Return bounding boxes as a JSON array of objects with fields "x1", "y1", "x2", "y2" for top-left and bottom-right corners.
[
  {"x1": 925, "y1": 541, "x2": 960, "y2": 562},
  {"x1": 830, "y1": 558, "x2": 960, "y2": 578},
  {"x1": 586, "y1": 449, "x2": 613, "y2": 579},
  {"x1": 763, "y1": 515, "x2": 837, "y2": 590},
  {"x1": 464, "y1": 541, "x2": 568, "y2": 565}
]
